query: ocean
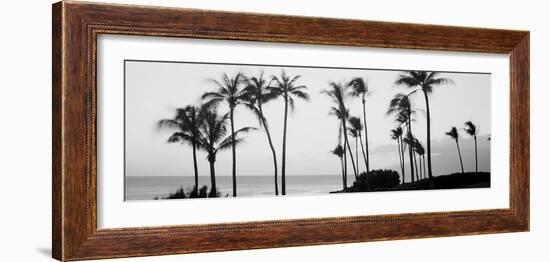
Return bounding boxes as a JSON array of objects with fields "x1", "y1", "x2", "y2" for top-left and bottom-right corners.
[{"x1": 125, "y1": 175, "x2": 354, "y2": 201}]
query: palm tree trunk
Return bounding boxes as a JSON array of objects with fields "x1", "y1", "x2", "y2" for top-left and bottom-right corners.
[
  {"x1": 339, "y1": 157, "x2": 345, "y2": 190},
  {"x1": 208, "y1": 158, "x2": 217, "y2": 197},
  {"x1": 343, "y1": 135, "x2": 348, "y2": 189},
  {"x1": 355, "y1": 137, "x2": 359, "y2": 172},
  {"x1": 342, "y1": 119, "x2": 358, "y2": 180},
  {"x1": 456, "y1": 139, "x2": 465, "y2": 173},
  {"x1": 422, "y1": 90, "x2": 434, "y2": 180},
  {"x1": 359, "y1": 135, "x2": 368, "y2": 171},
  {"x1": 397, "y1": 139, "x2": 404, "y2": 184},
  {"x1": 229, "y1": 108, "x2": 237, "y2": 197},
  {"x1": 281, "y1": 98, "x2": 289, "y2": 195},
  {"x1": 407, "y1": 119, "x2": 415, "y2": 183},
  {"x1": 419, "y1": 155, "x2": 423, "y2": 180},
  {"x1": 192, "y1": 141, "x2": 199, "y2": 191},
  {"x1": 422, "y1": 154, "x2": 427, "y2": 179},
  {"x1": 400, "y1": 136, "x2": 406, "y2": 183},
  {"x1": 259, "y1": 107, "x2": 279, "y2": 195},
  {"x1": 423, "y1": 155, "x2": 427, "y2": 179},
  {"x1": 474, "y1": 136, "x2": 478, "y2": 173},
  {"x1": 362, "y1": 99, "x2": 370, "y2": 171},
  {"x1": 414, "y1": 152, "x2": 419, "y2": 182}
]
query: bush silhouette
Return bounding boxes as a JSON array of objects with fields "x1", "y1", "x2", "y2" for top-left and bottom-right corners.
[
  {"x1": 352, "y1": 169, "x2": 400, "y2": 190},
  {"x1": 161, "y1": 185, "x2": 219, "y2": 199}
]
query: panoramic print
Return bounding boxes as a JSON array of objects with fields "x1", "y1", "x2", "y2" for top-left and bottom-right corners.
[{"x1": 124, "y1": 60, "x2": 491, "y2": 201}]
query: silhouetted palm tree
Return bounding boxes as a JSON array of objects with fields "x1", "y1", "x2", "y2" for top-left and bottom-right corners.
[
  {"x1": 335, "y1": 109, "x2": 349, "y2": 188},
  {"x1": 446, "y1": 126, "x2": 465, "y2": 174},
  {"x1": 402, "y1": 131, "x2": 420, "y2": 183},
  {"x1": 414, "y1": 139, "x2": 426, "y2": 180},
  {"x1": 322, "y1": 82, "x2": 359, "y2": 180},
  {"x1": 195, "y1": 108, "x2": 256, "y2": 197},
  {"x1": 388, "y1": 93, "x2": 416, "y2": 182},
  {"x1": 158, "y1": 106, "x2": 202, "y2": 195},
  {"x1": 391, "y1": 127, "x2": 405, "y2": 183},
  {"x1": 270, "y1": 70, "x2": 310, "y2": 195},
  {"x1": 395, "y1": 71, "x2": 453, "y2": 180},
  {"x1": 403, "y1": 132, "x2": 420, "y2": 181},
  {"x1": 331, "y1": 144, "x2": 346, "y2": 190},
  {"x1": 244, "y1": 72, "x2": 280, "y2": 195},
  {"x1": 202, "y1": 72, "x2": 249, "y2": 197},
  {"x1": 348, "y1": 116, "x2": 368, "y2": 172},
  {"x1": 464, "y1": 121, "x2": 479, "y2": 173},
  {"x1": 348, "y1": 77, "x2": 370, "y2": 171}
]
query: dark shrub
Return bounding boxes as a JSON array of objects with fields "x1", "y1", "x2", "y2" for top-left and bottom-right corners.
[
  {"x1": 353, "y1": 169, "x2": 400, "y2": 190},
  {"x1": 165, "y1": 187, "x2": 186, "y2": 199},
  {"x1": 199, "y1": 185, "x2": 209, "y2": 198},
  {"x1": 159, "y1": 185, "x2": 219, "y2": 199},
  {"x1": 188, "y1": 186, "x2": 199, "y2": 198}
]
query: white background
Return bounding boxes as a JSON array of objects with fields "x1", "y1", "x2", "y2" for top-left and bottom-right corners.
[
  {"x1": 98, "y1": 35, "x2": 508, "y2": 228},
  {"x1": 0, "y1": 0, "x2": 546, "y2": 261}
]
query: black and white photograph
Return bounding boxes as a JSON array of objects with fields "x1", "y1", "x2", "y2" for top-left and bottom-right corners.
[
  {"x1": 124, "y1": 61, "x2": 491, "y2": 201},
  {"x1": 3, "y1": 0, "x2": 543, "y2": 261}
]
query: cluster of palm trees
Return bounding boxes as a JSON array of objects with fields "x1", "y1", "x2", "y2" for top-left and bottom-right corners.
[
  {"x1": 158, "y1": 70, "x2": 309, "y2": 197},
  {"x1": 390, "y1": 126, "x2": 428, "y2": 184},
  {"x1": 328, "y1": 71, "x2": 456, "y2": 189},
  {"x1": 386, "y1": 71, "x2": 483, "y2": 184},
  {"x1": 386, "y1": 71, "x2": 453, "y2": 184},
  {"x1": 325, "y1": 78, "x2": 371, "y2": 190},
  {"x1": 390, "y1": 119, "x2": 482, "y2": 185},
  {"x1": 445, "y1": 121, "x2": 481, "y2": 174}
]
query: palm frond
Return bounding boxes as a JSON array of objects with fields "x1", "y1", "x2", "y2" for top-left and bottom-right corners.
[
  {"x1": 287, "y1": 96, "x2": 295, "y2": 112},
  {"x1": 394, "y1": 74, "x2": 419, "y2": 87},
  {"x1": 464, "y1": 121, "x2": 478, "y2": 136},
  {"x1": 216, "y1": 126, "x2": 256, "y2": 151},
  {"x1": 167, "y1": 132, "x2": 193, "y2": 144},
  {"x1": 348, "y1": 116, "x2": 363, "y2": 132},
  {"x1": 348, "y1": 77, "x2": 368, "y2": 97},
  {"x1": 157, "y1": 119, "x2": 182, "y2": 131},
  {"x1": 291, "y1": 89, "x2": 310, "y2": 101},
  {"x1": 445, "y1": 126, "x2": 459, "y2": 139},
  {"x1": 331, "y1": 144, "x2": 344, "y2": 157},
  {"x1": 288, "y1": 74, "x2": 302, "y2": 86},
  {"x1": 217, "y1": 137, "x2": 245, "y2": 152},
  {"x1": 201, "y1": 91, "x2": 226, "y2": 101},
  {"x1": 207, "y1": 78, "x2": 230, "y2": 94}
]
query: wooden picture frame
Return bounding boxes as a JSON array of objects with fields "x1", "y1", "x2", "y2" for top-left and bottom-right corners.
[{"x1": 52, "y1": 1, "x2": 529, "y2": 261}]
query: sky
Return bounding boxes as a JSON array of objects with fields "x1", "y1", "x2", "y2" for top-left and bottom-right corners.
[{"x1": 125, "y1": 60, "x2": 491, "y2": 179}]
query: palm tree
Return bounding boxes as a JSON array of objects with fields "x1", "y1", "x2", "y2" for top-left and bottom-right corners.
[
  {"x1": 269, "y1": 70, "x2": 310, "y2": 195},
  {"x1": 445, "y1": 126, "x2": 465, "y2": 174},
  {"x1": 348, "y1": 116, "x2": 368, "y2": 172},
  {"x1": 335, "y1": 110, "x2": 349, "y2": 188},
  {"x1": 387, "y1": 93, "x2": 416, "y2": 182},
  {"x1": 395, "y1": 71, "x2": 453, "y2": 180},
  {"x1": 195, "y1": 108, "x2": 255, "y2": 197},
  {"x1": 322, "y1": 82, "x2": 359, "y2": 180},
  {"x1": 464, "y1": 121, "x2": 479, "y2": 173},
  {"x1": 402, "y1": 131, "x2": 420, "y2": 183},
  {"x1": 414, "y1": 139, "x2": 426, "y2": 180},
  {"x1": 348, "y1": 77, "x2": 370, "y2": 171},
  {"x1": 202, "y1": 72, "x2": 249, "y2": 197},
  {"x1": 331, "y1": 144, "x2": 346, "y2": 190},
  {"x1": 403, "y1": 132, "x2": 420, "y2": 181},
  {"x1": 244, "y1": 72, "x2": 280, "y2": 195},
  {"x1": 158, "y1": 106, "x2": 202, "y2": 194},
  {"x1": 391, "y1": 127, "x2": 405, "y2": 184}
]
